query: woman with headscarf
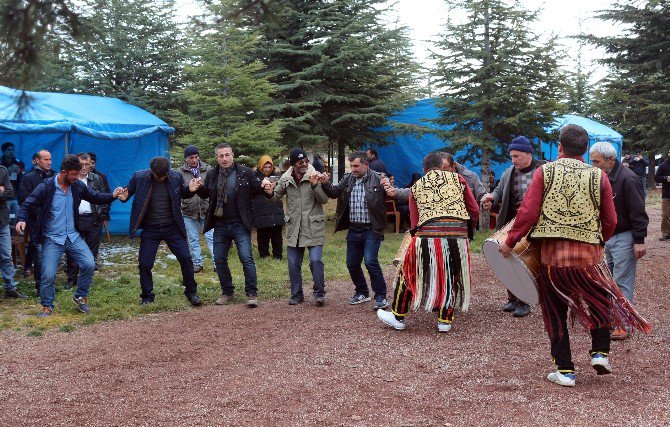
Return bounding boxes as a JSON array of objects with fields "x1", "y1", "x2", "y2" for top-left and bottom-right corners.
[{"x1": 252, "y1": 156, "x2": 285, "y2": 260}]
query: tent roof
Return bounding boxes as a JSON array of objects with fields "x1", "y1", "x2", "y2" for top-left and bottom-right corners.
[
  {"x1": 551, "y1": 114, "x2": 622, "y2": 141},
  {"x1": 0, "y1": 86, "x2": 174, "y2": 140}
]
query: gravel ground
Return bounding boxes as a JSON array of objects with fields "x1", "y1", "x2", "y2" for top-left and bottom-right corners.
[{"x1": 0, "y1": 206, "x2": 668, "y2": 427}]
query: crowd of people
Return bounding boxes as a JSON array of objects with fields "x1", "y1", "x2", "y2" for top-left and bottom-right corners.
[{"x1": 2, "y1": 125, "x2": 669, "y2": 388}]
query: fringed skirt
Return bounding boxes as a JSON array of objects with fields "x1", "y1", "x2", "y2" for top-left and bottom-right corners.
[
  {"x1": 392, "y1": 219, "x2": 471, "y2": 321},
  {"x1": 538, "y1": 240, "x2": 651, "y2": 336}
]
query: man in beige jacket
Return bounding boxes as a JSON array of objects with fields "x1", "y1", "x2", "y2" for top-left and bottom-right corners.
[{"x1": 263, "y1": 148, "x2": 329, "y2": 306}]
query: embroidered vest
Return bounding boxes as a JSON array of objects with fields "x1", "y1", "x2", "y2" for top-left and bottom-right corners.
[
  {"x1": 411, "y1": 170, "x2": 469, "y2": 226},
  {"x1": 530, "y1": 158, "x2": 603, "y2": 244}
]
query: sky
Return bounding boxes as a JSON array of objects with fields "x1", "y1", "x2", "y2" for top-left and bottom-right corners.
[{"x1": 176, "y1": 0, "x2": 619, "y2": 81}]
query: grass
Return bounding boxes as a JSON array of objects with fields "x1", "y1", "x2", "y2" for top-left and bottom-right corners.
[{"x1": 1, "y1": 200, "x2": 493, "y2": 334}]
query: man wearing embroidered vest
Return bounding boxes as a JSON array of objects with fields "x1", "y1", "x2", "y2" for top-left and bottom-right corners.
[
  {"x1": 500, "y1": 124, "x2": 651, "y2": 387},
  {"x1": 377, "y1": 152, "x2": 479, "y2": 332},
  {"x1": 481, "y1": 136, "x2": 544, "y2": 318},
  {"x1": 590, "y1": 142, "x2": 648, "y2": 341},
  {"x1": 319, "y1": 151, "x2": 389, "y2": 309},
  {"x1": 262, "y1": 148, "x2": 328, "y2": 306}
]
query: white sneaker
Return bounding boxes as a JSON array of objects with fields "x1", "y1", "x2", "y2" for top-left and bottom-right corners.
[
  {"x1": 437, "y1": 322, "x2": 452, "y2": 333},
  {"x1": 590, "y1": 353, "x2": 612, "y2": 375},
  {"x1": 547, "y1": 371, "x2": 576, "y2": 387},
  {"x1": 376, "y1": 310, "x2": 406, "y2": 330}
]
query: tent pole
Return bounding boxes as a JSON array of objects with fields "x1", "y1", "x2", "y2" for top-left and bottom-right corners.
[{"x1": 64, "y1": 131, "x2": 69, "y2": 156}]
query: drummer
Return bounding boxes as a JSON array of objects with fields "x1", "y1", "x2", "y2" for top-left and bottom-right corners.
[
  {"x1": 481, "y1": 136, "x2": 545, "y2": 318},
  {"x1": 499, "y1": 124, "x2": 650, "y2": 387},
  {"x1": 376, "y1": 152, "x2": 479, "y2": 333}
]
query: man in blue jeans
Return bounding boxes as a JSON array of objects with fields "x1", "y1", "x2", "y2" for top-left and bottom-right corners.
[
  {"x1": 0, "y1": 163, "x2": 27, "y2": 300},
  {"x1": 16, "y1": 155, "x2": 122, "y2": 317},
  {"x1": 120, "y1": 157, "x2": 203, "y2": 307},
  {"x1": 197, "y1": 143, "x2": 264, "y2": 308},
  {"x1": 320, "y1": 151, "x2": 389, "y2": 309}
]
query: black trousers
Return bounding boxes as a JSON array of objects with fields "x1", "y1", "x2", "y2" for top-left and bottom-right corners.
[
  {"x1": 257, "y1": 225, "x2": 283, "y2": 260},
  {"x1": 546, "y1": 284, "x2": 611, "y2": 372},
  {"x1": 66, "y1": 215, "x2": 103, "y2": 282}
]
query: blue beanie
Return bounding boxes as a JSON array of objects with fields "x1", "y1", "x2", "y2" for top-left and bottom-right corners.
[
  {"x1": 509, "y1": 136, "x2": 533, "y2": 153},
  {"x1": 184, "y1": 145, "x2": 199, "y2": 158}
]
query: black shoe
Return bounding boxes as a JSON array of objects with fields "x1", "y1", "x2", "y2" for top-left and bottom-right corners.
[
  {"x1": 94, "y1": 263, "x2": 100, "y2": 272},
  {"x1": 660, "y1": 235, "x2": 670, "y2": 241},
  {"x1": 5, "y1": 289, "x2": 29, "y2": 299},
  {"x1": 187, "y1": 293, "x2": 203, "y2": 307},
  {"x1": 193, "y1": 265, "x2": 203, "y2": 273},
  {"x1": 513, "y1": 303, "x2": 531, "y2": 317},
  {"x1": 288, "y1": 295, "x2": 304, "y2": 305},
  {"x1": 23, "y1": 268, "x2": 32, "y2": 278},
  {"x1": 65, "y1": 280, "x2": 74, "y2": 291},
  {"x1": 141, "y1": 298, "x2": 155, "y2": 306},
  {"x1": 314, "y1": 296, "x2": 325, "y2": 306},
  {"x1": 502, "y1": 300, "x2": 518, "y2": 312}
]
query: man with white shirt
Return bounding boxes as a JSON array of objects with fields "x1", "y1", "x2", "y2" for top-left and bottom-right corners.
[{"x1": 65, "y1": 153, "x2": 107, "y2": 289}]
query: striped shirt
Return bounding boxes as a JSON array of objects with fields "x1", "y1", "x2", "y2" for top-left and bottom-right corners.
[{"x1": 349, "y1": 175, "x2": 370, "y2": 224}]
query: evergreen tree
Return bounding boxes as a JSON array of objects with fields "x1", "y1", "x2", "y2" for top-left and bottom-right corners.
[
  {"x1": 431, "y1": 0, "x2": 565, "y2": 177},
  {"x1": 170, "y1": 1, "x2": 282, "y2": 166}
]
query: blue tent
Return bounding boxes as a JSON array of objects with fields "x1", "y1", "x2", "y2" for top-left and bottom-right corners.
[
  {"x1": 372, "y1": 99, "x2": 623, "y2": 188},
  {"x1": 0, "y1": 86, "x2": 174, "y2": 233}
]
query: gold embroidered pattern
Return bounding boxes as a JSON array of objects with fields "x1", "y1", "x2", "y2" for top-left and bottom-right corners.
[
  {"x1": 411, "y1": 170, "x2": 469, "y2": 226},
  {"x1": 531, "y1": 158, "x2": 603, "y2": 244}
]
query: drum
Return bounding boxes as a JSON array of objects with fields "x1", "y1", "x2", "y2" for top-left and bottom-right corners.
[{"x1": 482, "y1": 219, "x2": 541, "y2": 305}]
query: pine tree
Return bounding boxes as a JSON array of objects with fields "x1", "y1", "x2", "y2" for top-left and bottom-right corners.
[
  {"x1": 431, "y1": 0, "x2": 565, "y2": 177},
  {"x1": 169, "y1": 1, "x2": 282, "y2": 166}
]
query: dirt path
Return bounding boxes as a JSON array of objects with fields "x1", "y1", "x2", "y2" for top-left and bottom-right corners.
[{"x1": 1, "y1": 207, "x2": 669, "y2": 426}]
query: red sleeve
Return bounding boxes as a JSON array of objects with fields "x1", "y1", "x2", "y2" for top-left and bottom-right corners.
[
  {"x1": 505, "y1": 167, "x2": 545, "y2": 247},
  {"x1": 459, "y1": 175, "x2": 479, "y2": 223},
  {"x1": 600, "y1": 173, "x2": 617, "y2": 242},
  {"x1": 409, "y1": 192, "x2": 418, "y2": 228}
]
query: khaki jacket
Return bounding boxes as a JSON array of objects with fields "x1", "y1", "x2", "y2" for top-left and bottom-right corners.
[{"x1": 271, "y1": 164, "x2": 329, "y2": 247}]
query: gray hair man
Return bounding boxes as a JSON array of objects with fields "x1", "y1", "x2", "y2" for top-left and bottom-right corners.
[
  {"x1": 438, "y1": 152, "x2": 487, "y2": 204},
  {"x1": 590, "y1": 141, "x2": 648, "y2": 340}
]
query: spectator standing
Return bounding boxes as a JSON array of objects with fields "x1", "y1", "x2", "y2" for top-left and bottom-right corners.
[
  {"x1": 627, "y1": 151, "x2": 649, "y2": 197},
  {"x1": 16, "y1": 155, "x2": 122, "y2": 317},
  {"x1": 481, "y1": 136, "x2": 545, "y2": 318},
  {"x1": 590, "y1": 142, "x2": 648, "y2": 341},
  {"x1": 253, "y1": 155, "x2": 284, "y2": 260},
  {"x1": 262, "y1": 148, "x2": 328, "y2": 305},
  {"x1": 19, "y1": 150, "x2": 55, "y2": 287},
  {"x1": 196, "y1": 144, "x2": 265, "y2": 308},
  {"x1": 88, "y1": 152, "x2": 111, "y2": 193},
  {"x1": 177, "y1": 145, "x2": 214, "y2": 273},
  {"x1": 0, "y1": 163, "x2": 27, "y2": 300},
  {"x1": 64, "y1": 153, "x2": 107, "y2": 290},
  {"x1": 366, "y1": 148, "x2": 388, "y2": 175},
  {"x1": 320, "y1": 151, "x2": 389, "y2": 309},
  {"x1": 119, "y1": 157, "x2": 203, "y2": 307},
  {"x1": 1, "y1": 142, "x2": 25, "y2": 225},
  {"x1": 439, "y1": 152, "x2": 487, "y2": 204},
  {"x1": 655, "y1": 150, "x2": 670, "y2": 241}
]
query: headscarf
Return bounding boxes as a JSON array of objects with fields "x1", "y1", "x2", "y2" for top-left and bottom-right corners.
[{"x1": 257, "y1": 155, "x2": 274, "y2": 177}]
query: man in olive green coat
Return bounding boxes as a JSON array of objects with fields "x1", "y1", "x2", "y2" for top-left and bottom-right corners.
[{"x1": 263, "y1": 148, "x2": 329, "y2": 306}]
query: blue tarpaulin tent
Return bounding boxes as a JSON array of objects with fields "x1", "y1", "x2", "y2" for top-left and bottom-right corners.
[
  {"x1": 0, "y1": 86, "x2": 174, "y2": 233},
  {"x1": 372, "y1": 99, "x2": 623, "y2": 188}
]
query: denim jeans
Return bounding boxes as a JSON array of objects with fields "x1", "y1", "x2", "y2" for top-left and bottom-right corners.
[
  {"x1": 0, "y1": 224, "x2": 17, "y2": 291},
  {"x1": 41, "y1": 236, "x2": 94, "y2": 308},
  {"x1": 346, "y1": 228, "x2": 387, "y2": 298},
  {"x1": 605, "y1": 231, "x2": 637, "y2": 303},
  {"x1": 213, "y1": 222, "x2": 257, "y2": 296},
  {"x1": 286, "y1": 245, "x2": 325, "y2": 298},
  {"x1": 138, "y1": 223, "x2": 197, "y2": 301},
  {"x1": 183, "y1": 216, "x2": 214, "y2": 267}
]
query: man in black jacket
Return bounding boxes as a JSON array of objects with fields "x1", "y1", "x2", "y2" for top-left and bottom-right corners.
[
  {"x1": 320, "y1": 151, "x2": 389, "y2": 309},
  {"x1": 17, "y1": 155, "x2": 122, "y2": 317},
  {"x1": 655, "y1": 150, "x2": 670, "y2": 241},
  {"x1": 19, "y1": 149, "x2": 56, "y2": 288},
  {"x1": 120, "y1": 157, "x2": 203, "y2": 307},
  {"x1": 196, "y1": 143, "x2": 265, "y2": 308},
  {"x1": 590, "y1": 142, "x2": 648, "y2": 340}
]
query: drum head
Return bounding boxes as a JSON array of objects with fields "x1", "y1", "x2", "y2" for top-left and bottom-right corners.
[{"x1": 482, "y1": 239, "x2": 539, "y2": 305}]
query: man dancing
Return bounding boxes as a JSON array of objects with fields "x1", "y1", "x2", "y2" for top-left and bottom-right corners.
[
  {"x1": 500, "y1": 124, "x2": 650, "y2": 387},
  {"x1": 377, "y1": 152, "x2": 479, "y2": 333}
]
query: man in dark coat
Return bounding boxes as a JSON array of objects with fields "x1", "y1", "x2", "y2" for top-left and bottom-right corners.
[{"x1": 655, "y1": 150, "x2": 670, "y2": 241}]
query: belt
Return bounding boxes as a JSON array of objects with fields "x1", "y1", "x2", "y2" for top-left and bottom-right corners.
[
  {"x1": 350, "y1": 222, "x2": 371, "y2": 230},
  {"x1": 80, "y1": 213, "x2": 94, "y2": 217}
]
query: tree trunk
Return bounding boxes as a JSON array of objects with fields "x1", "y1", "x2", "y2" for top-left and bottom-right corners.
[
  {"x1": 337, "y1": 139, "x2": 346, "y2": 183},
  {"x1": 479, "y1": 148, "x2": 491, "y2": 231}
]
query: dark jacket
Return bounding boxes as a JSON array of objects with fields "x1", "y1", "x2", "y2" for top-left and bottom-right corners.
[
  {"x1": 322, "y1": 170, "x2": 387, "y2": 236},
  {"x1": 19, "y1": 167, "x2": 56, "y2": 204},
  {"x1": 626, "y1": 156, "x2": 648, "y2": 177},
  {"x1": 252, "y1": 169, "x2": 285, "y2": 229},
  {"x1": 368, "y1": 158, "x2": 388, "y2": 175},
  {"x1": 17, "y1": 176, "x2": 115, "y2": 244},
  {"x1": 492, "y1": 159, "x2": 545, "y2": 229},
  {"x1": 122, "y1": 169, "x2": 195, "y2": 238},
  {"x1": 177, "y1": 160, "x2": 212, "y2": 219},
  {"x1": 608, "y1": 160, "x2": 648, "y2": 243},
  {"x1": 655, "y1": 159, "x2": 670, "y2": 199},
  {"x1": 80, "y1": 172, "x2": 109, "y2": 223},
  {"x1": 196, "y1": 162, "x2": 264, "y2": 233},
  {"x1": 1, "y1": 156, "x2": 24, "y2": 200},
  {"x1": 0, "y1": 166, "x2": 14, "y2": 226}
]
